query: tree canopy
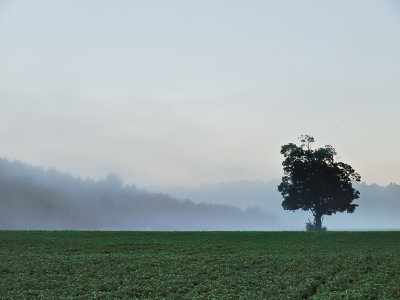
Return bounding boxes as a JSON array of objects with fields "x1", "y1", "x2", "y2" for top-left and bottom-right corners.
[{"x1": 278, "y1": 135, "x2": 361, "y2": 231}]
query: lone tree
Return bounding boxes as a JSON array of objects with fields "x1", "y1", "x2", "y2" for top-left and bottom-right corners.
[{"x1": 278, "y1": 135, "x2": 361, "y2": 231}]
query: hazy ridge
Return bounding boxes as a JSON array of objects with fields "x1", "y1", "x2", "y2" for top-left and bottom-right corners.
[
  {"x1": 0, "y1": 158, "x2": 278, "y2": 230},
  {"x1": 0, "y1": 158, "x2": 399, "y2": 230}
]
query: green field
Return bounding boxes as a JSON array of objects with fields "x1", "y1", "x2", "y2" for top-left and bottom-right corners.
[{"x1": 1, "y1": 231, "x2": 399, "y2": 299}]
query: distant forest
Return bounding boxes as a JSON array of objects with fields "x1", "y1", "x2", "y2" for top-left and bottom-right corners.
[
  {"x1": 0, "y1": 158, "x2": 399, "y2": 230},
  {"x1": 0, "y1": 158, "x2": 278, "y2": 230}
]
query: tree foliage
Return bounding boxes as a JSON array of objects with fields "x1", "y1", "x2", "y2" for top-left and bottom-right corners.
[{"x1": 278, "y1": 135, "x2": 361, "y2": 231}]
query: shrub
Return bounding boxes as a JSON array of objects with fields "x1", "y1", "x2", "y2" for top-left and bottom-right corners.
[{"x1": 305, "y1": 220, "x2": 327, "y2": 231}]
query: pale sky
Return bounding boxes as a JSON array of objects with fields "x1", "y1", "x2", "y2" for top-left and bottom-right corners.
[{"x1": 1, "y1": 0, "x2": 399, "y2": 187}]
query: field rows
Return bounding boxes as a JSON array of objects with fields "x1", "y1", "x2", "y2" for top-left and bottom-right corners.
[{"x1": 1, "y1": 231, "x2": 399, "y2": 299}]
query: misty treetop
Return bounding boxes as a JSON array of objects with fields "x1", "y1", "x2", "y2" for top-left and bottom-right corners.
[{"x1": 278, "y1": 135, "x2": 361, "y2": 231}]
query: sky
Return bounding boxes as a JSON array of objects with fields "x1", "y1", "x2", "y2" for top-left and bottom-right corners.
[{"x1": 0, "y1": 0, "x2": 399, "y2": 188}]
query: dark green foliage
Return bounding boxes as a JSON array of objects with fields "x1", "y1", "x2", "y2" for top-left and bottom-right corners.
[
  {"x1": 1, "y1": 231, "x2": 400, "y2": 299},
  {"x1": 278, "y1": 135, "x2": 361, "y2": 230}
]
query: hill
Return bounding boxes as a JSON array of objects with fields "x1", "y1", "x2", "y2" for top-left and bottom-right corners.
[
  {"x1": 1, "y1": 157, "x2": 399, "y2": 230},
  {"x1": 0, "y1": 158, "x2": 278, "y2": 230}
]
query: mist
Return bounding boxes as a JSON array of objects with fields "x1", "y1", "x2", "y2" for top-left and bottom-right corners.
[
  {"x1": 1, "y1": 157, "x2": 398, "y2": 231},
  {"x1": 161, "y1": 180, "x2": 400, "y2": 230},
  {"x1": 0, "y1": 158, "x2": 279, "y2": 230}
]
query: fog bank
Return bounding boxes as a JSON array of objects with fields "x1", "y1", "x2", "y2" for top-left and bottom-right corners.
[
  {"x1": 0, "y1": 158, "x2": 278, "y2": 230},
  {"x1": 161, "y1": 180, "x2": 400, "y2": 230}
]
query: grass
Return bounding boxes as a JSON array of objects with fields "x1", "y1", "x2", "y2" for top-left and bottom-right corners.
[{"x1": 0, "y1": 231, "x2": 399, "y2": 299}]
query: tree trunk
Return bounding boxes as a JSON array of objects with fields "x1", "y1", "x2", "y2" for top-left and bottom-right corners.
[{"x1": 314, "y1": 214, "x2": 322, "y2": 231}]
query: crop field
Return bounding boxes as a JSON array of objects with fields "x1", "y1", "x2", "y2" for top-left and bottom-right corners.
[{"x1": 0, "y1": 231, "x2": 399, "y2": 299}]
